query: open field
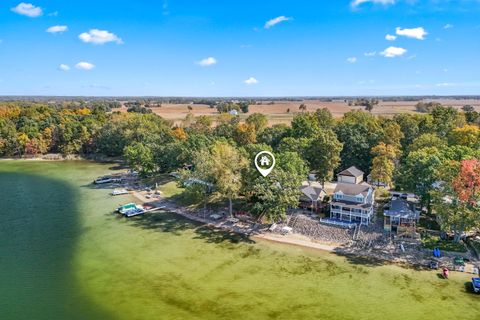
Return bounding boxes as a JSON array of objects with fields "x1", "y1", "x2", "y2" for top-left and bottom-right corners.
[{"x1": 118, "y1": 99, "x2": 480, "y2": 126}]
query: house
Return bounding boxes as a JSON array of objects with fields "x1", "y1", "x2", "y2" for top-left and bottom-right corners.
[
  {"x1": 383, "y1": 192, "x2": 421, "y2": 237},
  {"x1": 259, "y1": 156, "x2": 270, "y2": 166},
  {"x1": 229, "y1": 109, "x2": 239, "y2": 116},
  {"x1": 337, "y1": 166, "x2": 364, "y2": 184},
  {"x1": 329, "y1": 166, "x2": 375, "y2": 225},
  {"x1": 299, "y1": 181, "x2": 327, "y2": 213}
]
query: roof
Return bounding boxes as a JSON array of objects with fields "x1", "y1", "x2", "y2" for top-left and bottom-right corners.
[
  {"x1": 334, "y1": 182, "x2": 371, "y2": 197},
  {"x1": 300, "y1": 182, "x2": 326, "y2": 201},
  {"x1": 338, "y1": 166, "x2": 364, "y2": 178},
  {"x1": 383, "y1": 198, "x2": 420, "y2": 220}
]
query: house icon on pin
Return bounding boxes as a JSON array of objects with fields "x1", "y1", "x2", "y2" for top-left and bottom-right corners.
[{"x1": 259, "y1": 156, "x2": 270, "y2": 167}]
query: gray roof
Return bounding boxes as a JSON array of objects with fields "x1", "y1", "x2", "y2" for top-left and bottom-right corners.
[
  {"x1": 334, "y1": 182, "x2": 371, "y2": 197},
  {"x1": 338, "y1": 166, "x2": 364, "y2": 178},
  {"x1": 300, "y1": 182, "x2": 326, "y2": 201},
  {"x1": 383, "y1": 198, "x2": 420, "y2": 220}
]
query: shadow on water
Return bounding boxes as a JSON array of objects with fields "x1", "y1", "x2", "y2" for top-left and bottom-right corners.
[
  {"x1": 128, "y1": 211, "x2": 255, "y2": 245},
  {"x1": 0, "y1": 172, "x2": 113, "y2": 320}
]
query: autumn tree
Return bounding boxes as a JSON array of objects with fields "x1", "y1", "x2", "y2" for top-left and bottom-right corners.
[
  {"x1": 433, "y1": 159, "x2": 480, "y2": 241},
  {"x1": 370, "y1": 143, "x2": 399, "y2": 187}
]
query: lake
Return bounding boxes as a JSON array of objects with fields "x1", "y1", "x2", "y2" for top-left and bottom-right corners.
[{"x1": 0, "y1": 161, "x2": 478, "y2": 320}]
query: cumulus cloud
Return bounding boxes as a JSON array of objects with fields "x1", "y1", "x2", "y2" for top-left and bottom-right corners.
[
  {"x1": 46, "y1": 25, "x2": 68, "y2": 33},
  {"x1": 380, "y1": 46, "x2": 407, "y2": 58},
  {"x1": 265, "y1": 16, "x2": 292, "y2": 29},
  {"x1": 364, "y1": 51, "x2": 376, "y2": 57},
  {"x1": 443, "y1": 24, "x2": 453, "y2": 29},
  {"x1": 244, "y1": 77, "x2": 259, "y2": 85},
  {"x1": 75, "y1": 62, "x2": 95, "y2": 70},
  {"x1": 11, "y1": 2, "x2": 43, "y2": 17},
  {"x1": 395, "y1": 27, "x2": 427, "y2": 40},
  {"x1": 79, "y1": 29, "x2": 123, "y2": 44},
  {"x1": 58, "y1": 64, "x2": 70, "y2": 71},
  {"x1": 351, "y1": 0, "x2": 395, "y2": 7},
  {"x1": 196, "y1": 57, "x2": 217, "y2": 67},
  {"x1": 385, "y1": 34, "x2": 397, "y2": 41},
  {"x1": 347, "y1": 57, "x2": 357, "y2": 63}
]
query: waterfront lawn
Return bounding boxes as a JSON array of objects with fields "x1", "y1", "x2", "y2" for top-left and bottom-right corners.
[{"x1": 421, "y1": 234, "x2": 467, "y2": 253}]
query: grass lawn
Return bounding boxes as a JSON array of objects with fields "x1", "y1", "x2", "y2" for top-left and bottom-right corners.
[{"x1": 421, "y1": 234, "x2": 467, "y2": 253}]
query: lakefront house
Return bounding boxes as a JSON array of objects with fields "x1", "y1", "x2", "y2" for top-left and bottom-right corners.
[{"x1": 329, "y1": 166, "x2": 375, "y2": 225}]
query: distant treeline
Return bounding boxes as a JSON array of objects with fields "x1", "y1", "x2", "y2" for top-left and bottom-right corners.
[{"x1": 1, "y1": 100, "x2": 480, "y2": 225}]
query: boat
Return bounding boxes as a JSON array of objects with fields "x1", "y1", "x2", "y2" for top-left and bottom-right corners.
[
  {"x1": 117, "y1": 203, "x2": 138, "y2": 214},
  {"x1": 124, "y1": 206, "x2": 146, "y2": 217},
  {"x1": 472, "y1": 278, "x2": 480, "y2": 293},
  {"x1": 111, "y1": 189, "x2": 129, "y2": 196},
  {"x1": 94, "y1": 177, "x2": 122, "y2": 184}
]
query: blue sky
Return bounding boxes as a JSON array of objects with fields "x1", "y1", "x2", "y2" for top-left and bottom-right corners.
[{"x1": 0, "y1": 0, "x2": 479, "y2": 96}]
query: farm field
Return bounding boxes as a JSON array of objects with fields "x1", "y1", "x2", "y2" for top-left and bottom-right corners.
[{"x1": 118, "y1": 99, "x2": 480, "y2": 125}]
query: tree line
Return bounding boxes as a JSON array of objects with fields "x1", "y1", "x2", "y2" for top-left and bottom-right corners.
[{"x1": 1, "y1": 102, "x2": 480, "y2": 233}]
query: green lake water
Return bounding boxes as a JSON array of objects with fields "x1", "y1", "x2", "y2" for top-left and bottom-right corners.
[{"x1": 0, "y1": 161, "x2": 478, "y2": 320}]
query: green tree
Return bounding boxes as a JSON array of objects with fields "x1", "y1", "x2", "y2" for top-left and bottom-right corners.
[
  {"x1": 124, "y1": 142, "x2": 155, "y2": 176},
  {"x1": 249, "y1": 151, "x2": 308, "y2": 222},
  {"x1": 306, "y1": 129, "x2": 343, "y2": 186},
  {"x1": 246, "y1": 113, "x2": 268, "y2": 133}
]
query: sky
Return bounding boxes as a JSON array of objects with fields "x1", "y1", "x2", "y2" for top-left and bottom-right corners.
[{"x1": 0, "y1": 0, "x2": 479, "y2": 97}]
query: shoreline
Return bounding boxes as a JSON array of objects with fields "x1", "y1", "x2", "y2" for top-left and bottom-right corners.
[{"x1": 129, "y1": 191, "x2": 441, "y2": 269}]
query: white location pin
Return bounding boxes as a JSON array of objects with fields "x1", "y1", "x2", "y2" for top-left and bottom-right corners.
[{"x1": 254, "y1": 151, "x2": 276, "y2": 177}]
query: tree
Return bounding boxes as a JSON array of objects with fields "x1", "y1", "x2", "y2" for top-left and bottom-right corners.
[
  {"x1": 448, "y1": 125, "x2": 480, "y2": 148},
  {"x1": 370, "y1": 143, "x2": 398, "y2": 187},
  {"x1": 335, "y1": 110, "x2": 383, "y2": 172},
  {"x1": 246, "y1": 113, "x2": 268, "y2": 133},
  {"x1": 299, "y1": 104, "x2": 307, "y2": 112},
  {"x1": 314, "y1": 108, "x2": 334, "y2": 129},
  {"x1": 431, "y1": 105, "x2": 465, "y2": 138},
  {"x1": 306, "y1": 129, "x2": 343, "y2": 186},
  {"x1": 234, "y1": 123, "x2": 257, "y2": 145},
  {"x1": 290, "y1": 113, "x2": 320, "y2": 138},
  {"x1": 278, "y1": 137, "x2": 311, "y2": 160},
  {"x1": 248, "y1": 151, "x2": 308, "y2": 222},
  {"x1": 415, "y1": 101, "x2": 441, "y2": 113},
  {"x1": 257, "y1": 124, "x2": 291, "y2": 149},
  {"x1": 239, "y1": 102, "x2": 249, "y2": 113},
  {"x1": 124, "y1": 142, "x2": 155, "y2": 176},
  {"x1": 193, "y1": 141, "x2": 248, "y2": 216},
  {"x1": 409, "y1": 133, "x2": 446, "y2": 153},
  {"x1": 433, "y1": 159, "x2": 480, "y2": 241},
  {"x1": 397, "y1": 147, "x2": 443, "y2": 210}
]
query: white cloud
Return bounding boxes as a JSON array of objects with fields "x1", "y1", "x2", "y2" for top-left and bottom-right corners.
[
  {"x1": 79, "y1": 29, "x2": 123, "y2": 45},
  {"x1": 385, "y1": 34, "x2": 397, "y2": 41},
  {"x1": 75, "y1": 62, "x2": 95, "y2": 70},
  {"x1": 58, "y1": 64, "x2": 70, "y2": 71},
  {"x1": 364, "y1": 51, "x2": 376, "y2": 57},
  {"x1": 436, "y1": 82, "x2": 456, "y2": 87},
  {"x1": 351, "y1": 0, "x2": 395, "y2": 7},
  {"x1": 265, "y1": 16, "x2": 292, "y2": 29},
  {"x1": 380, "y1": 46, "x2": 407, "y2": 58},
  {"x1": 48, "y1": 11, "x2": 58, "y2": 17},
  {"x1": 11, "y1": 3, "x2": 43, "y2": 17},
  {"x1": 443, "y1": 24, "x2": 453, "y2": 29},
  {"x1": 46, "y1": 25, "x2": 68, "y2": 34},
  {"x1": 395, "y1": 27, "x2": 427, "y2": 40},
  {"x1": 244, "y1": 77, "x2": 259, "y2": 85},
  {"x1": 347, "y1": 57, "x2": 357, "y2": 63},
  {"x1": 196, "y1": 57, "x2": 217, "y2": 67}
]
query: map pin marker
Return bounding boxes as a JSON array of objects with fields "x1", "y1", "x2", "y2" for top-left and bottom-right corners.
[{"x1": 254, "y1": 151, "x2": 276, "y2": 177}]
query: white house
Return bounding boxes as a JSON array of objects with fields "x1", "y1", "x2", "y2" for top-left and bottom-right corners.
[{"x1": 329, "y1": 166, "x2": 375, "y2": 225}]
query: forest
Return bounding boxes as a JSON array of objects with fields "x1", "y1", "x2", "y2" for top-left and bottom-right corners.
[{"x1": 1, "y1": 101, "x2": 480, "y2": 237}]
